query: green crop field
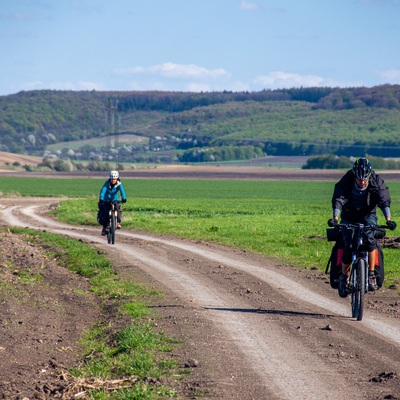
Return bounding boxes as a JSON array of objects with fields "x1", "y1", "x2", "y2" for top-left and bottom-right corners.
[{"x1": 1, "y1": 177, "x2": 399, "y2": 287}]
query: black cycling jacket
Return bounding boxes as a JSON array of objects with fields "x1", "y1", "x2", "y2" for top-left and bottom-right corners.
[{"x1": 332, "y1": 170, "x2": 391, "y2": 221}]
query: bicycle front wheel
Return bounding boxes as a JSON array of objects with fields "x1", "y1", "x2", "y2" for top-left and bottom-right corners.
[
  {"x1": 107, "y1": 224, "x2": 112, "y2": 244},
  {"x1": 111, "y1": 211, "x2": 116, "y2": 245},
  {"x1": 351, "y1": 259, "x2": 366, "y2": 321}
]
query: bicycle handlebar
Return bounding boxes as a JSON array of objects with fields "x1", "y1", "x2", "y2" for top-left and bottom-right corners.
[
  {"x1": 102, "y1": 200, "x2": 121, "y2": 207},
  {"x1": 99, "y1": 200, "x2": 120, "y2": 205},
  {"x1": 335, "y1": 223, "x2": 388, "y2": 230},
  {"x1": 327, "y1": 219, "x2": 393, "y2": 230}
]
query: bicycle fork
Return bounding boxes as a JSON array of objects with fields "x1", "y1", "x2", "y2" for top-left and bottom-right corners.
[{"x1": 351, "y1": 252, "x2": 369, "y2": 293}]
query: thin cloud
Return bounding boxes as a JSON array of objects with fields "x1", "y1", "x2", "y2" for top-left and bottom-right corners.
[
  {"x1": 186, "y1": 82, "x2": 212, "y2": 92},
  {"x1": 69, "y1": 0, "x2": 102, "y2": 15},
  {"x1": 23, "y1": 81, "x2": 44, "y2": 91},
  {"x1": 0, "y1": 0, "x2": 52, "y2": 23},
  {"x1": 114, "y1": 63, "x2": 231, "y2": 81},
  {"x1": 2, "y1": 10, "x2": 50, "y2": 22},
  {"x1": 124, "y1": 78, "x2": 249, "y2": 93},
  {"x1": 6, "y1": 11, "x2": 30, "y2": 21},
  {"x1": 240, "y1": 1, "x2": 261, "y2": 11},
  {"x1": 377, "y1": 68, "x2": 400, "y2": 83},
  {"x1": 253, "y1": 71, "x2": 364, "y2": 89},
  {"x1": 254, "y1": 71, "x2": 327, "y2": 89},
  {"x1": 21, "y1": 80, "x2": 105, "y2": 91}
]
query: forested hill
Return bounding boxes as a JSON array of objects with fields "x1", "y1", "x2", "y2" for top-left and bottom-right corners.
[{"x1": 1, "y1": 85, "x2": 400, "y2": 158}]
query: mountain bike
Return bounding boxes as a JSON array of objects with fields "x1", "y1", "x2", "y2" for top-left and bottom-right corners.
[
  {"x1": 106, "y1": 201, "x2": 120, "y2": 245},
  {"x1": 328, "y1": 222, "x2": 388, "y2": 321}
]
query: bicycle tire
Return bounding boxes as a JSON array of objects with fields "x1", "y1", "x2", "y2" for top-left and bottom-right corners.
[
  {"x1": 107, "y1": 224, "x2": 112, "y2": 244},
  {"x1": 351, "y1": 259, "x2": 366, "y2": 321},
  {"x1": 111, "y1": 210, "x2": 116, "y2": 245},
  {"x1": 350, "y1": 266, "x2": 357, "y2": 319}
]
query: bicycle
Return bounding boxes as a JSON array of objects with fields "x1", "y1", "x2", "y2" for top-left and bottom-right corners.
[
  {"x1": 327, "y1": 221, "x2": 389, "y2": 321},
  {"x1": 106, "y1": 201, "x2": 120, "y2": 245}
]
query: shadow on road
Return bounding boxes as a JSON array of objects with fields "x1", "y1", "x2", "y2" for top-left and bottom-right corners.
[{"x1": 205, "y1": 306, "x2": 337, "y2": 319}]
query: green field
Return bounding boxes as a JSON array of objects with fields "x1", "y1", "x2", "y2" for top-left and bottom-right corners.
[{"x1": 1, "y1": 177, "x2": 399, "y2": 287}]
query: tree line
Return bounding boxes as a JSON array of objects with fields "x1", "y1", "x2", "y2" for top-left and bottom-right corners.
[{"x1": 302, "y1": 155, "x2": 400, "y2": 170}]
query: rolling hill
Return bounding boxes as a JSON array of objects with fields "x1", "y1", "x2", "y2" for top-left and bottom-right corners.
[{"x1": 1, "y1": 85, "x2": 400, "y2": 163}]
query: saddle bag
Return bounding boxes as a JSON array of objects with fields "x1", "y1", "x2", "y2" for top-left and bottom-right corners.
[
  {"x1": 373, "y1": 241, "x2": 384, "y2": 288},
  {"x1": 326, "y1": 242, "x2": 344, "y2": 289},
  {"x1": 97, "y1": 207, "x2": 107, "y2": 226},
  {"x1": 326, "y1": 228, "x2": 344, "y2": 289}
]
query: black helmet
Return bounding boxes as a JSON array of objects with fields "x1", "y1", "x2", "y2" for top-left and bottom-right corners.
[{"x1": 352, "y1": 157, "x2": 372, "y2": 180}]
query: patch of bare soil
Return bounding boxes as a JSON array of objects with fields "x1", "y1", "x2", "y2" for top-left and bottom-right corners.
[
  {"x1": 0, "y1": 230, "x2": 100, "y2": 399},
  {"x1": 0, "y1": 151, "x2": 42, "y2": 171},
  {"x1": 0, "y1": 197, "x2": 400, "y2": 400}
]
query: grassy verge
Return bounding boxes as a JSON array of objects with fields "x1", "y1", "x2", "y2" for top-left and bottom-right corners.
[{"x1": 10, "y1": 228, "x2": 183, "y2": 399}]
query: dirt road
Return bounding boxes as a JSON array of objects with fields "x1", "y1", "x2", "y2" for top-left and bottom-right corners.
[{"x1": 0, "y1": 197, "x2": 400, "y2": 399}]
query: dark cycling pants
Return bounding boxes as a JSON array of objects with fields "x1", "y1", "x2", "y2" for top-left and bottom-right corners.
[{"x1": 97, "y1": 202, "x2": 122, "y2": 227}]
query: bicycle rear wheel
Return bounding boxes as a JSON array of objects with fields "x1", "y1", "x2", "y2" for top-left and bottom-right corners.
[{"x1": 351, "y1": 259, "x2": 366, "y2": 321}]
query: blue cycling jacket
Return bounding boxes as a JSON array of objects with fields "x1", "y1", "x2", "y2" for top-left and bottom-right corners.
[{"x1": 99, "y1": 179, "x2": 127, "y2": 203}]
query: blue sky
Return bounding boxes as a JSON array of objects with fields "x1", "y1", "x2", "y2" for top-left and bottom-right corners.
[{"x1": 1, "y1": 0, "x2": 400, "y2": 96}]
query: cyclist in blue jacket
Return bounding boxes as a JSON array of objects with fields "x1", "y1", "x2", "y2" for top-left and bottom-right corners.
[
  {"x1": 330, "y1": 158, "x2": 396, "y2": 297},
  {"x1": 98, "y1": 170, "x2": 127, "y2": 235}
]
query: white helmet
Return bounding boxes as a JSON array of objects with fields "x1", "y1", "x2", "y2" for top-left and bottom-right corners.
[{"x1": 110, "y1": 170, "x2": 119, "y2": 179}]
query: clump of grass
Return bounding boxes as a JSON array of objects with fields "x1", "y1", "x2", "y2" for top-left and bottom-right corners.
[{"x1": 14, "y1": 270, "x2": 43, "y2": 284}]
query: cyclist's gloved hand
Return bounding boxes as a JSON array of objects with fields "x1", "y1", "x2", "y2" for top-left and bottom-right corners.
[
  {"x1": 387, "y1": 220, "x2": 397, "y2": 230},
  {"x1": 328, "y1": 218, "x2": 338, "y2": 227},
  {"x1": 121, "y1": 199, "x2": 126, "y2": 203}
]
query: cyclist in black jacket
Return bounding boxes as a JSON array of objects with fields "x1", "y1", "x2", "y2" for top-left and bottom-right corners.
[{"x1": 330, "y1": 157, "x2": 396, "y2": 297}]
